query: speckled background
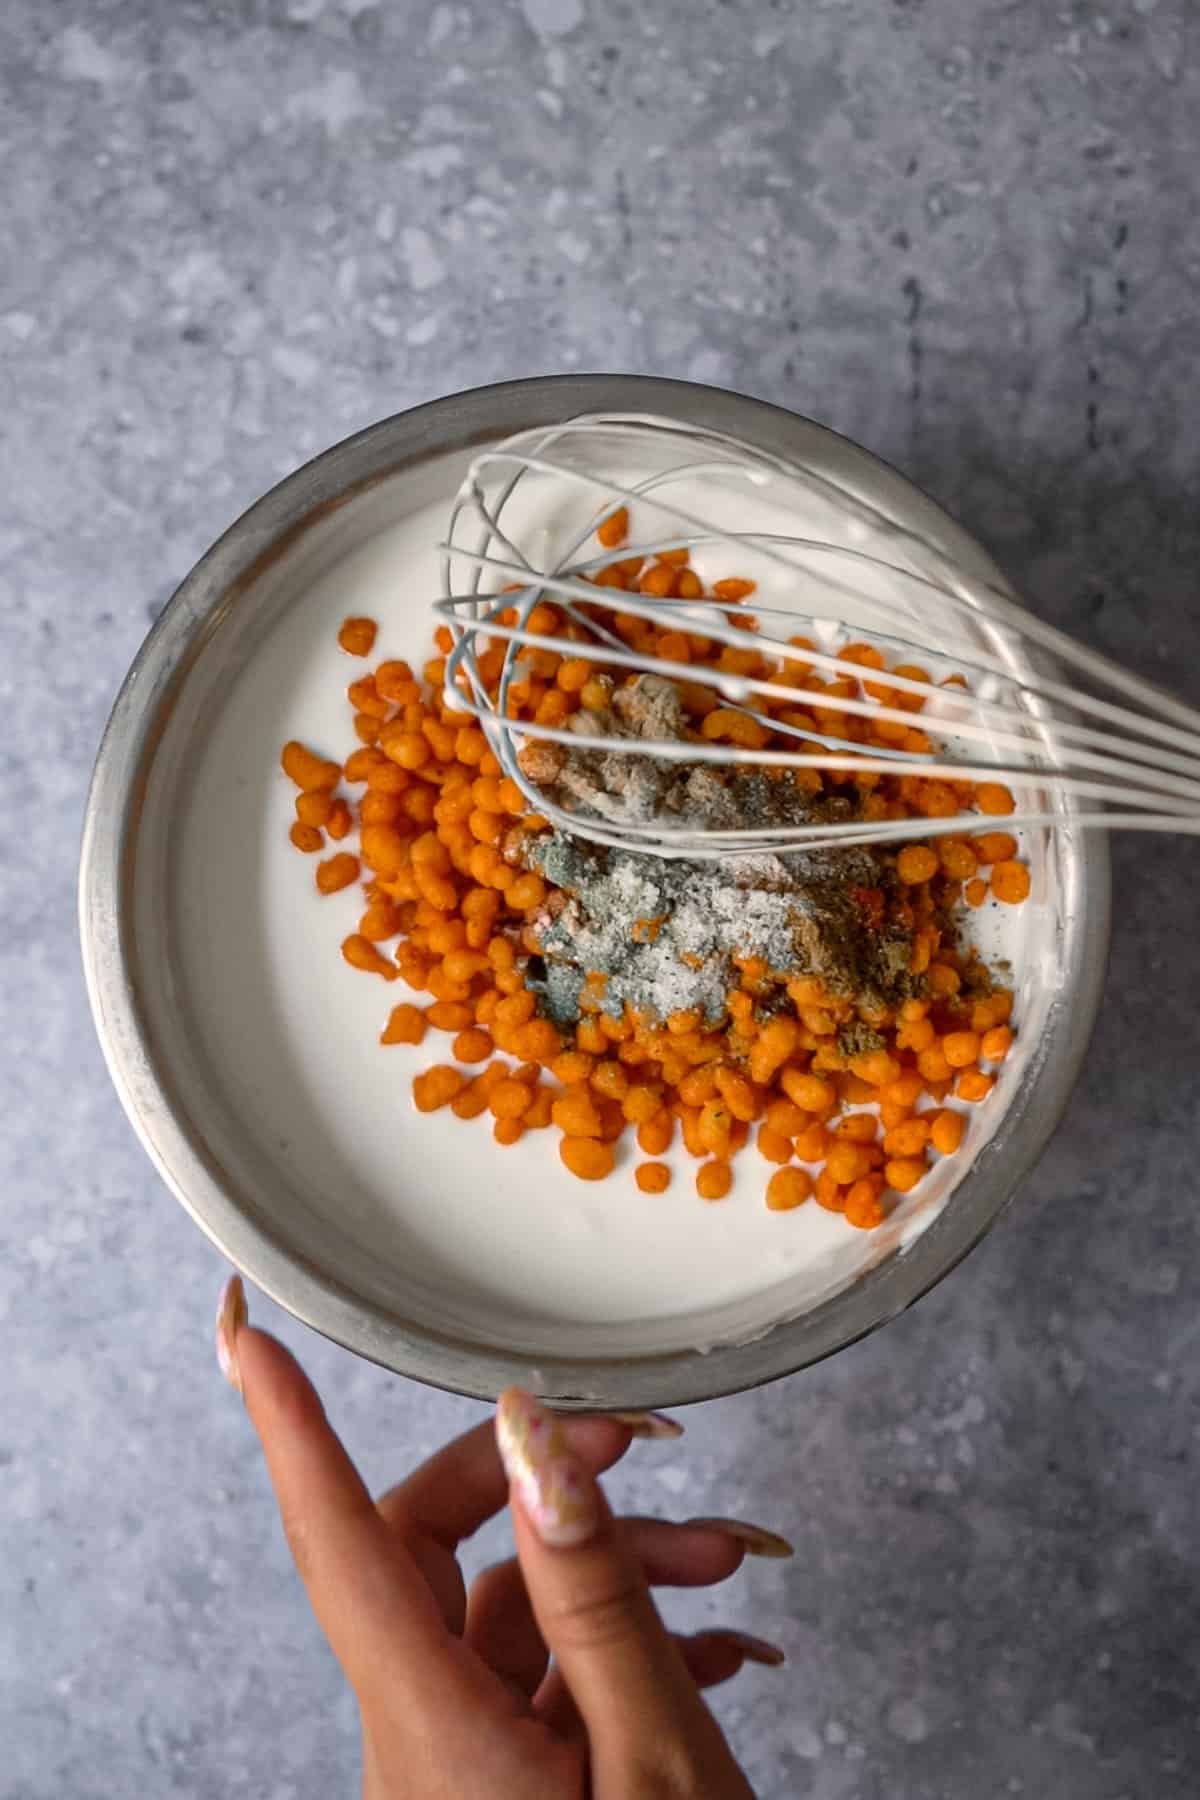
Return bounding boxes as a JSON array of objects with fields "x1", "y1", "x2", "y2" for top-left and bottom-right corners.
[{"x1": 4, "y1": 1, "x2": 1199, "y2": 1795}]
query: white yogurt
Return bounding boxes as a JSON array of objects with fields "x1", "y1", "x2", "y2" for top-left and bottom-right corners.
[{"x1": 168, "y1": 454, "x2": 1062, "y2": 1356}]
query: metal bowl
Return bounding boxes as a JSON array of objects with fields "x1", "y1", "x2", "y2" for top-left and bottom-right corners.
[{"x1": 79, "y1": 375, "x2": 1110, "y2": 1407}]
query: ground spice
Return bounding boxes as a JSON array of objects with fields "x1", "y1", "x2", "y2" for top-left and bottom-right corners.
[
  {"x1": 533, "y1": 673, "x2": 858, "y2": 836},
  {"x1": 523, "y1": 671, "x2": 933, "y2": 1032},
  {"x1": 527, "y1": 830, "x2": 926, "y2": 1031}
]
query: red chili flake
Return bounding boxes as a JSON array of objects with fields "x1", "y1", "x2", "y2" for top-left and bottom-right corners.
[{"x1": 850, "y1": 885, "x2": 885, "y2": 929}]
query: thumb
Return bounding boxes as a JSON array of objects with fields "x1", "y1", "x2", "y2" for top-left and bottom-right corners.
[{"x1": 497, "y1": 1389, "x2": 749, "y2": 1792}]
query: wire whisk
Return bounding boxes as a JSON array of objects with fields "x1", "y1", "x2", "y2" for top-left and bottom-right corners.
[{"x1": 435, "y1": 412, "x2": 1200, "y2": 860}]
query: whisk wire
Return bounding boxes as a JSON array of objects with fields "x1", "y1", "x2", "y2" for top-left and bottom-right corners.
[
  {"x1": 438, "y1": 560, "x2": 1200, "y2": 809},
  {"x1": 437, "y1": 413, "x2": 1200, "y2": 859}
]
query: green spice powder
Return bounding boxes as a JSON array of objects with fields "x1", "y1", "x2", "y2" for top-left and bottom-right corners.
[{"x1": 526, "y1": 831, "x2": 920, "y2": 1032}]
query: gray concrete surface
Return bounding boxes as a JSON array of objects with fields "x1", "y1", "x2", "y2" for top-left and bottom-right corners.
[{"x1": 3, "y1": 1, "x2": 1199, "y2": 1794}]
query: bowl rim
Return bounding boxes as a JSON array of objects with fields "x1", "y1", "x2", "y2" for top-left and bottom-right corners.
[{"x1": 79, "y1": 374, "x2": 1112, "y2": 1407}]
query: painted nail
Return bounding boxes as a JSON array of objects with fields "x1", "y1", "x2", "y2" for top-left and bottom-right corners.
[
  {"x1": 215, "y1": 1274, "x2": 248, "y2": 1395},
  {"x1": 606, "y1": 1410, "x2": 685, "y2": 1440},
  {"x1": 712, "y1": 1629, "x2": 787, "y2": 1668},
  {"x1": 496, "y1": 1388, "x2": 600, "y2": 1549},
  {"x1": 688, "y1": 1517, "x2": 795, "y2": 1559}
]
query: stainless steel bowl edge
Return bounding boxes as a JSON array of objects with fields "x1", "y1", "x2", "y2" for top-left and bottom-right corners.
[{"x1": 79, "y1": 374, "x2": 1112, "y2": 1407}]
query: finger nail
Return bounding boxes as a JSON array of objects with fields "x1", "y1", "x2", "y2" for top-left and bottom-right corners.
[
  {"x1": 606, "y1": 1410, "x2": 684, "y2": 1440},
  {"x1": 496, "y1": 1388, "x2": 600, "y2": 1549},
  {"x1": 688, "y1": 1517, "x2": 794, "y2": 1559},
  {"x1": 714, "y1": 1629, "x2": 787, "y2": 1668},
  {"x1": 215, "y1": 1274, "x2": 248, "y2": 1395}
]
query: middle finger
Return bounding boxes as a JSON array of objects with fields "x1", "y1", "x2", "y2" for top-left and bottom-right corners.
[{"x1": 464, "y1": 1517, "x2": 748, "y2": 1695}]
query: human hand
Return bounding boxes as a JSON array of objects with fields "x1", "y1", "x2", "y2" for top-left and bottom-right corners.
[{"x1": 216, "y1": 1276, "x2": 789, "y2": 1798}]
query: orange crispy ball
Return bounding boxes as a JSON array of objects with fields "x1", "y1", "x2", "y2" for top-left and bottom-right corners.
[
  {"x1": 696, "y1": 1160, "x2": 733, "y2": 1202},
  {"x1": 560, "y1": 1137, "x2": 615, "y2": 1181},
  {"x1": 296, "y1": 790, "x2": 333, "y2": 828},
  {"x1": 756, "y1": 1125, "x2": 794, "y2": 1165},
  {"x1": 930, "y1": 1109, "x2": 965, "y2": 1155},
  {"x1": 288, "y1": 603, "x2": 1023, "y2": 1225},
  {"x1": 326, "y1": 799, "x2": 353, "y2": 840},
  {"x1": 972, "y1": 832, "x2": 1018, "y2": 866},
  {"x1": 553, "y1": 1087, "x2": 603, "y2": 1138},
  {"x1": 316, "y1": 852, "x2": 360, "y2": 895},
  {"x1": 596, "y1": 505, "x2": 629, "y2": 548},
  {"x1": 490, "y1": 1079, "x2": 534, "y2": 1121},
  {"x1": 942, "y1": 1031, "x2": 981, "y2": 1069},
  {"x1": 897, "y1": 844, "x2": 939, "y2": 885},
  {"x1": 636, "y1": 1162, "x2": 670, "y2": 1194},
  {"x1": 282, "y1": 741, "x2": 340, "y2": 791},
  {"x1": 766, "y1": 1167, "x2": 812, "y2": 1212},
  {"x1": 412, "y1": 1066, "x2": 465, "y2": 1112},
  {"x1": 637, "y1": 1112, "x2": 674, "y2": 1156},
  {"x1": 885, "y1": 1156, "x2": 927, "y2": 1194},
  {"x1": 342, "y1": 934, "x2": 397, "y2": 980},
  {"x1": 338, "y1": 616, "x2": 378, "y2": 657},
  {"x1": 976, "y1": 782, "x2": 1015, "y2": 816},
  {"x1": 844, "y1": 1178, "x2": 885, "y2": 1230},
  {"x1": 939, "y1": 839, "x2": 978, "y2": 880},
  {"x1": 450, "y1": 1079, "x2": 489, "y2": 1120},
  {"x1": 991, "y1": 860, "x2": 1031, "y2": 904},
  {"x1": 381, "y1": 1004, "x2": 425, "y2": 1045}
]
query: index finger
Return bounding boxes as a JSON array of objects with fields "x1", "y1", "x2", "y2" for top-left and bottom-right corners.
[{"x1": 226, "y1": 1299, "x2": 463, "y2": 1709}]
